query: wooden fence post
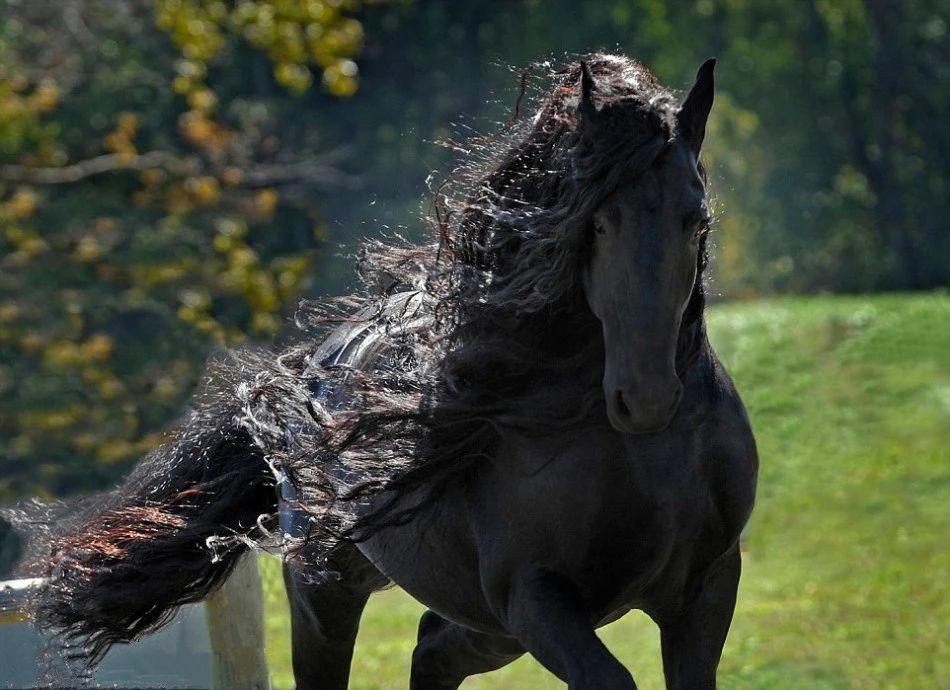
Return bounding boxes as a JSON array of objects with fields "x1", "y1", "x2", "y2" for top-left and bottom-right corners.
[{"x1": 205, "y1": 555, "x2": 271, "y2": 690}]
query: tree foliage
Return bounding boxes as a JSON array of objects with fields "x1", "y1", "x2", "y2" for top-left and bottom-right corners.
[{"x1": 0, "y1": 0, "x2": 374, "y2": 499}]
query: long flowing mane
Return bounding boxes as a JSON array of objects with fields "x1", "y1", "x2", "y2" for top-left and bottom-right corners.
[{"x1": 224, "y1": 53, "x2": 710, "y2": 567}]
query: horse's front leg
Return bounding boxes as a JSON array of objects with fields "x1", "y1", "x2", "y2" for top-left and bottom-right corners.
[
  {"x1": 282, "y1": 544, "x2": 388, "y2": 690},
  {"x1": 657, "y1": 545, "x2": 741, "y2": 690},
  {"x1": 503, "y1": 568, "x2": 637, "y2": 690}
]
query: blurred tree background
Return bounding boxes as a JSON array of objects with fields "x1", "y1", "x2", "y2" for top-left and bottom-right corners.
[
  {"x1": 0, "y1": 0, "x2": 371, "y2": 498},
  {"x1": 0, "y1": 0, "x2": 947, "y2": 500}
]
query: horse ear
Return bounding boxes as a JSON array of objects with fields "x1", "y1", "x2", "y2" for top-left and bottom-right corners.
[
  {"x1": 677, "y1": 58, "x2": 716, "y2": 155},
  {"x1": 578, "y1": 60, "x2": 598, "y2": 123}
]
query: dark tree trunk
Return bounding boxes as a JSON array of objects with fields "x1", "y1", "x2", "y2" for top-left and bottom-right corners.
[{"x1": 864, "y1": 0, "x2": 919, "y2": 287}]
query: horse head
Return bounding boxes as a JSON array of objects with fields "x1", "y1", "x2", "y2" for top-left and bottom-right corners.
[{"x1": 579, "y1": 59, "x2": 715, "y2": 434}]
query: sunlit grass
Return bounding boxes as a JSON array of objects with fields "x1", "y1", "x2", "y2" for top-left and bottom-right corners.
[{"x1": 261, "y1": 293, "x2": 949, "y2": 689}]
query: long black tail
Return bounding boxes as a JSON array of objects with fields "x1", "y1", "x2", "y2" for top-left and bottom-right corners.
[{"x1": 15, "y1": 399, "x2": 276, "y2": 666}]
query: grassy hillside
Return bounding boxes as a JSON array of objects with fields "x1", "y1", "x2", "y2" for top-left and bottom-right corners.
[{"x1": 259, "y1": 293, "x2": 949, "y2": 690}]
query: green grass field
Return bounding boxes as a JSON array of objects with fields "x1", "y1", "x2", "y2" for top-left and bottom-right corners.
[{"x1": 258, "y1": 293, "x2": 949, "y2": 690}]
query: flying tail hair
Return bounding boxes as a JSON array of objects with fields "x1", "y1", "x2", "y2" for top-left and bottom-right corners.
[{"x1": 11, "y1": 394, "x2": 277, "y2": 667}]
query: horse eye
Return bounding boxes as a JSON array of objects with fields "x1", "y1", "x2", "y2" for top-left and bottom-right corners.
[{"x1": 591, "y1": 218, "x2": 607, "y2": 235}]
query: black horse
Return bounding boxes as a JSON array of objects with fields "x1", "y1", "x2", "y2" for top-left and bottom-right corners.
[{"x1": 21, "y1": 54, "x2": 757, "y2": 690}]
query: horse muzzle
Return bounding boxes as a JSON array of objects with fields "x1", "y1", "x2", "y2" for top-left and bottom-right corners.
[{"x1": 606, "y1": 378, "x2": 683, "y2": 435}]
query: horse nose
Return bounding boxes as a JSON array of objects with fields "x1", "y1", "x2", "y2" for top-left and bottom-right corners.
[{"x1": 610, "y1": 381, "x2": 682, "y2": 434}]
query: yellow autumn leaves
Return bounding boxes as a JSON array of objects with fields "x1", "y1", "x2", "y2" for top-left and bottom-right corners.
[{"x1": 156, "y1": 0, "x2": 365, "y2": 96}]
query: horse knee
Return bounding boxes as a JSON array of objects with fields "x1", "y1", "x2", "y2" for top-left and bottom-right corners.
[
  {"x1": 412, "y1": 610, "x2": 523, "y2": 690},
  {"x1": 410, "y1": 637, "x2": 460, "y2": 690},
  {"x1": 410, "y1": 613, "x2": 475, "y2": 690}
]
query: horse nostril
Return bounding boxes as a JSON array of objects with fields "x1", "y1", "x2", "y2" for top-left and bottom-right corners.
[{"x1": 615, "y1": 390, "x2": 631, "y2": 419}]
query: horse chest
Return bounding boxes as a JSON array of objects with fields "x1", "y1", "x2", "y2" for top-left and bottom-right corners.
[{"x1": 466, "y1": 429, "x2": 734, "y2": 616}]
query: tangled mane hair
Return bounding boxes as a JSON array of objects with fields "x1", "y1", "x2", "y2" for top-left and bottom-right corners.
[{"x1": 235, "y1": 53, "x2": 711, "y2": 563}]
